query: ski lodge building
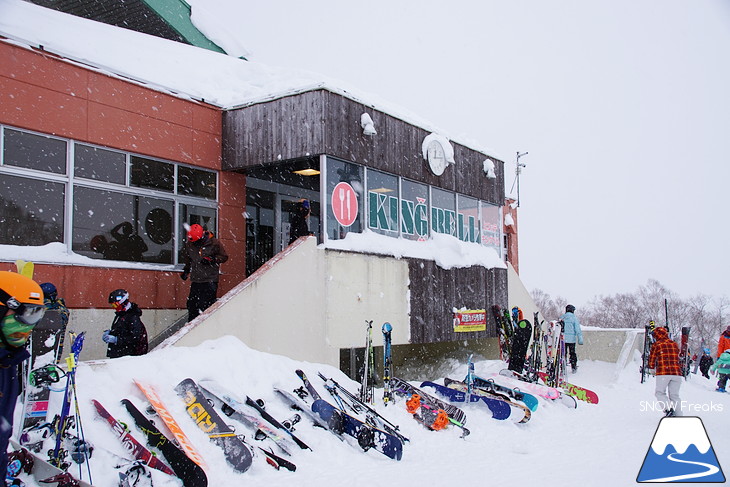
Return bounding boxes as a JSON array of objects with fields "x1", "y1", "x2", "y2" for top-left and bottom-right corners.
[{"x1": 0, "y1": 0, "x2": 534, "y2": 371}]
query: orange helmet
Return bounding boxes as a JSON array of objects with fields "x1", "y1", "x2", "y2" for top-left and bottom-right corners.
[{"x1": 0, "y1": 271, "x2": 45, "y2": 325}]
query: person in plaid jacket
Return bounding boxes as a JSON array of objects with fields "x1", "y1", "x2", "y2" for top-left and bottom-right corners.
[{"x1": 648, "y1": 326, "x2": 682, "y2": 416}]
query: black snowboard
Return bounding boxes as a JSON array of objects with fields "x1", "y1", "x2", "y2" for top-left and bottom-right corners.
[
  {"x1": 174, "y1": 378, "x2": 253, "y2": 474},
  {"x1": 508, "y1": 318, "x2": 532, "y2": 373},
  {"x1": 121, "y1": 398, "x2": 208, "y2": 486}
]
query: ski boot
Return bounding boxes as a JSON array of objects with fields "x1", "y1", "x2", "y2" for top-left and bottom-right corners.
[{"x1": 716, "y1": 387, "x2": 726, "y2": 393}]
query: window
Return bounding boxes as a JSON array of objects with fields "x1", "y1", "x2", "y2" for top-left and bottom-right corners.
[
  {"x1": 431, "y1": 188, "x2": 456, "y2": 237},
  {"x1": 0, "y1": 125, "x2": 218, "y2": 266},
  {"x1": 367, "y1": 169, "x2": 399, "y2": 237},
  {"x1": 401, "y1": 179, "x2": 429, "y2": 240},
  {"x1": 480, "y1": 202, "x2": 501, "y2": 252},
  {"x1": 74, "y1": 144, "x2": 126, "y2": 183},
  {"x1": 457, "y1": 195, "x2": 479, "y2": 243},
  {"x1": 0, "y1": 173, "x2": 65, "y2": 245},
  {"x1": 3, "y1": 128, "x2": 67, "y2": 174},
  {"x1": 326, "y1": 157, "x2": 364, "y2": 240}
]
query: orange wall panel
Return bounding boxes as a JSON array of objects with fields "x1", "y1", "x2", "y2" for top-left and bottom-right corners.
[{"x1": 0, "y1": 44, "x2": 89, "y2": 99}]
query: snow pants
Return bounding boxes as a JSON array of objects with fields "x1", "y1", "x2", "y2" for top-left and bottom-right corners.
[
  {"x1": 655, "y1": 375, "x2": 683, "y2": 415},
  {"x1": 187, "y1": 281, "x2": 219, "y2": 321},
  {"x1": 718, "y1": 373, "x2": 729, "y2": 390},
  {"x1": 566, "y1": 342, "x2": 578, "y2": 369}
]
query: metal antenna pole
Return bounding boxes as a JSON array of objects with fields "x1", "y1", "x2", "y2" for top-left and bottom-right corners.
[{"x1": 514, "y1": 151, "x2": 528, "y2": 207}]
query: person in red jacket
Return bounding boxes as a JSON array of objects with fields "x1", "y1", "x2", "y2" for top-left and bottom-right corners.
[
  {"x1": 717, "y1": 326, "x2": 730, "y2": 359},
  {"x1": 648, "y1": 326, "x2": 683, "y2": 416}
]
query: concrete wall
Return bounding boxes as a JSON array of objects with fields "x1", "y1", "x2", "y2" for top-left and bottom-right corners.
[{"x1": 507, "y1": 262, "x2": 539, "y2": 319}]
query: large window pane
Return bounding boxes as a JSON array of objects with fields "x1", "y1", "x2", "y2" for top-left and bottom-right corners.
[
  {"x1": 130, "y1": 156, "x2": 174, "y2": 192},
  {"x1": 0, "y1": 174, "x2": 64, "y2": 245},
  {"x1": 366, "y1": 169, "x2": 399, "y2": 237},
  {"x1": 178, "y1": 203, "x2": 218, "y2": 261},
  {"x1": 326, "y1": 157, "x2": 363, "y2": 241},
  {"x1": 3, "y1": 128, "x2": 66, "y2": 174},
  {"x1": 178, "y1": 166, "x2": 216, "y2": 199},
  {"x1": 401, "y1": 179, "x2": 429, "y2": 241},
  {"x1": 73, "y1": 186, "x2": 174, "y2": 263},
  {"x1": 74, "y1": 144, "x2": 126, "y2": 183},
  {"x1": 480, "y1": 202, "x2": 501, "y2": 252},
  {"x1": 457, "y1": 195, "x2": 480, "y2": 243},
  {"x1": 431, "y1": 188, "x2": 456, "y2": 237}
]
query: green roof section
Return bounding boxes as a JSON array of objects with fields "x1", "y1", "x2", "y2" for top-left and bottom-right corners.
[{"x1": 141, "y1": 0, "x2": 227, "y2": 55}]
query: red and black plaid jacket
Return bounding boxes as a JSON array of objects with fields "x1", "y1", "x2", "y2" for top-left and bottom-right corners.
[{"x1": 648, "y1": 328, "x2": 682, "y2": 376}]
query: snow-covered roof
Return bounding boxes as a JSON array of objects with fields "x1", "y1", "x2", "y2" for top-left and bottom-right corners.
[{"x1": 0, "y1": 0, "x2": 501, "y2": 159}]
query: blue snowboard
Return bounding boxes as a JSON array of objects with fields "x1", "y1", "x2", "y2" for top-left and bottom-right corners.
[
  {"x1": 420, "y1": 381, "x2": 511, "y2": 420},
  {"x1": 471, "y1": 375, "x2": 539, "y2": 412}
]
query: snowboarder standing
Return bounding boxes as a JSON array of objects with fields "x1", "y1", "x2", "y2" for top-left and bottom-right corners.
[
  {"x1": 710, "y1": 349, "x2": 730, "y2": 392},
  {"x1": 104, "y1": 289, "x2": 148, "y2": 358},
  {"x1": 647, "y1": 326, "x2": 683, "y2": 416},
  {"x1": 507, "y1": 306, "x2": 532, "y2": 373},
  {"x1": 559, "y1": 304, "x2": 583, "y2": 373},
  {"x1": 181, "y1": 224, "x2": 228, "y2": 321},
  {"x1": 0, "y1": 271, "x2": 46, "y2": 475},
  {"x1": 699, "y1": 348, "x2": 714, "y2": 379},
  {"x1": 288, "y1": 199, "x2": 313, "y2": 245}
]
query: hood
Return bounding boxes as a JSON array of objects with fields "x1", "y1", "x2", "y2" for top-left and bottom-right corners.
[
  {"x1": 652, "y1": 326, "x2": 669, "y2": 340},
  {"x1": 720, "y1": 351, "x2": 730, "y2": 362}
]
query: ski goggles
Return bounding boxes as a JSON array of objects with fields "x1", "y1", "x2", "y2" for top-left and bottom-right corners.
[{"x1": 3, "y1": 297, "x2": 46, "y2": 325}]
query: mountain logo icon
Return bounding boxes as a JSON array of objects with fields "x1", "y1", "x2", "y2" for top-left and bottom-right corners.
[{"x1": 637, "y1": 416, "x2": 725, "y2": 483}]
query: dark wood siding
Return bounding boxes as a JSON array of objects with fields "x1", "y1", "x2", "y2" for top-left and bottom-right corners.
[
  {"x1": 223, "y1": 89, "x2": 505, "y2": 206},
  {"x1": 407, "y1": 259, "x2": 507, "y2": 344}
]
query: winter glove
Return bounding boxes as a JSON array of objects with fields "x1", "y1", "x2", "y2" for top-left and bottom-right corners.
[
  {"x1": 102, "y1": 330, "x2": 118, "y2": 344},
  {"x1": 578, "y1": 337, "x2": 584, "y2": 345},
  {"x1": 200, "y1": 256, "x2": 216, "y2": 266},
  {"x1": 181, "y1": 271, "x2": 189, "y2": 281}
]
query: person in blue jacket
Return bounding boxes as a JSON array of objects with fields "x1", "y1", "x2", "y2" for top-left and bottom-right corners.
[{"x1": 560, "y1": 304, "x2": 583, "y2": 373}]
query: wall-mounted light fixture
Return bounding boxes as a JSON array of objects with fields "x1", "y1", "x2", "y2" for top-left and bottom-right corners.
[{"x1": 361, "y1": 113, "x2": 377, "y2": 136}]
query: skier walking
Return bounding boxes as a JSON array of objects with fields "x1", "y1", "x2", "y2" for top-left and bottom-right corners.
[
  {"x1": 710, "y1": 349, "x2": 730, "y2": 392},
  {"x1": 0, "y1": 271, "x2": 46, "y2": 475},
  {"x1": 647, "y1": 326, "x2": 683, "y2": 416},
  {"x1": 559, "y1": 304, "x2": 583, "y2": 373},
  {"x1": 717, "y1": 326, "x2": 730, "y2": 359},
  {"x1": 104, "y1": 289, "x2": 148, "y2": 358},
  {"x1": 699, "y1": 348, "x2": 714, "y2": 379},
  {"x1": 181, "y1": 224, "x2": 228, "y2": 321}
]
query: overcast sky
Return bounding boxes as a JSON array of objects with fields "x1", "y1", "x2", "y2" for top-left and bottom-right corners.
[{"x1": 188, "y1": 0, "x2": 730, "y2": 306}]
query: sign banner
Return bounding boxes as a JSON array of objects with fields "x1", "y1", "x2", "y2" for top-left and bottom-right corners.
[{"x1": 453, "y1": 309, "x2": 487, "y2": 332}]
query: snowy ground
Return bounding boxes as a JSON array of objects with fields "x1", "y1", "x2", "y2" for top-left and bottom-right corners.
[{"x1": 12, "y1": 336, "x2": 729, "y2": 487}]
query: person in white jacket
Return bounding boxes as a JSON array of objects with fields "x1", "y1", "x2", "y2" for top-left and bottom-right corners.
[{"x1": 560, "y1": 304, "x2": 583, "y2": 373}]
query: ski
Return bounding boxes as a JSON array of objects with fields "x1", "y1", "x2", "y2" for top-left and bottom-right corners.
[
  {"x1": 134, "y1": 379, "x2": 207, "y2": 470},
  {"x1": 680, "y1": 326, "x2": 691, "y2": 378},
  {"x1": 391, "y1": 377, "x2": 469, "y2": 436},
  {"x1": 296, "y1": 369, "x2": 403, "y2": 460},
  {"x1": 8, "y1": 439, "x2": 93, "y2": 487},
  {"x1": 491, "y1": 305, "x2": 512, "y2": 362},
  {"x1": 359, "y1": 320, "x2": 375, "y2": 404},
  {"x1": 120, "y1": 399, "x2": 208, "y2": 486},
  {"x1": 91, "y1": 399, "x2": 176, "y2": 476},
  {"x1": 496, "y1": 370, "x2": 577, "y2": 408},
  {"x1": 174, "y1": 378, "x2": 254, "y2": 474},
  {"x1": 198, "y1": 380, "x2": 298, "y2": 456},
  {"x1": 419, "y1": 381, "x2": 512, "y2": 420},
  {"x1": 382, "y1": 322, "x2": 393, "y2": 406},
  {"x1": 273, "y1": 387, "x2": 328, "y2": 430}
]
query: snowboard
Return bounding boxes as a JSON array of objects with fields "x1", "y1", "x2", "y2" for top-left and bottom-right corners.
[
  {"x1": 8, "y1": 439, "x2": 93, "y2": 487},
  {"x1": 444, "y1": 378, "x2": 531, "y2": 423},
  {"x1": 419, "y1": 381, "x2": 512, "y2": 420},
  {"x1": 391, "y1": 377, "x2": 469, "y2": 436},
  {"x1": 120, "y1": 399, "x2": 208, "y2": 486},
  {"x1": 21, "y1": 311, "x2": 67, "y2": 432},
  {"x1": 198, "y1": 380, "x2": 297, "y2": 457},
  {"x1": 91, "y1": 399, "x2": 176, "y2": 477},
  {"x1": 296, "y1": 369, "x2": 403, "y2": 460},
  {"x1": 174, "y1": 378, "x2": 254, "y2": 474},
  {"x1": 508, "y1": 316, "x2": 532, "y2": 373},
  {"x1": 537, "y1": 371, "x2": 599, "y2": 404},
  {"x1": 495, "y1": 371, "x2": 577, "y2": 408},
  {"x1": 134, "y1": 379, "x2": 207, "y2": 470},
  {"x1": 273, "y1": 387, "x2": 328, "y2": 430},
  {"x1": 471, "y1": 375, "x2": 539, "y2": 411}
]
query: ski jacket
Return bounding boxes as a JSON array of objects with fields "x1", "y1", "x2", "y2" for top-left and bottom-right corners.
[
  {"x1": 107, "y1": 303, "x2": 148, "y2": 359},
  {"x1": 711, "y1": 351, "x2": 730, "y2": 375},
  {"x1": 699, "y1": 354, "x2": 714, "y2": 373},
  {"x1": 717, "y1": 331, "x2": 730, "y2": 359},
  {"x1": 647, "y1": 327, "x2": 681, "y2": 376},
  {"x1": 0, "y1": 346, "x2": 28, "y2": 475},
  {"x1": 559, "y1": 311, "x2": 583, "y2": 345},
  {"x1": 182, "y1": 233, "x2": 228, "y2": 283}
]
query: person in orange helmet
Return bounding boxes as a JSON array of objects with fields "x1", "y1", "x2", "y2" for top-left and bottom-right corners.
[{"x1": 180, "y1": 224, "x2": 228, "y2": 321}]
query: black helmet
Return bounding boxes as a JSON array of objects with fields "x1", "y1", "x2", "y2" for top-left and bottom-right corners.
[
  {"x1": 108, "y1": 289, "x2": 129, "y2": 305},
  {"x1": 566, "y1": 304, "x2": 576, "y2": 313}
]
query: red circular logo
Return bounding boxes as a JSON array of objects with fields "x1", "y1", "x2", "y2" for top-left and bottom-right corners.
[{"x1": 331, "y1": 182, "x2": 358, "y2": 227}]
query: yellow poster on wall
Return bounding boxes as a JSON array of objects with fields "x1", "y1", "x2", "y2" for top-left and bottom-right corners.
[{"x1": 453, "y1": 309, "x2": 486, "y2": 332}]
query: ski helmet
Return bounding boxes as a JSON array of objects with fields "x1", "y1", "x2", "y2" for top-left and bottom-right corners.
[
  {"x1": 0, "y1": 271, "x2": 45, "y2": 326},
  {"x1": 187, "y1": 224, "x2": 204, "y2": 242},
  {"x1": 703, "y1": 348, "x2": 710, "y2": 354},
  {"x1": 40, "y1": 282, "x2": 58, "y2": 301},
  {"x1": 108, "y1": 289, "x2": 130, "y2": 310},
  {"x1": 566, "y1": 304, "x2": 576, "y2": 313}
]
